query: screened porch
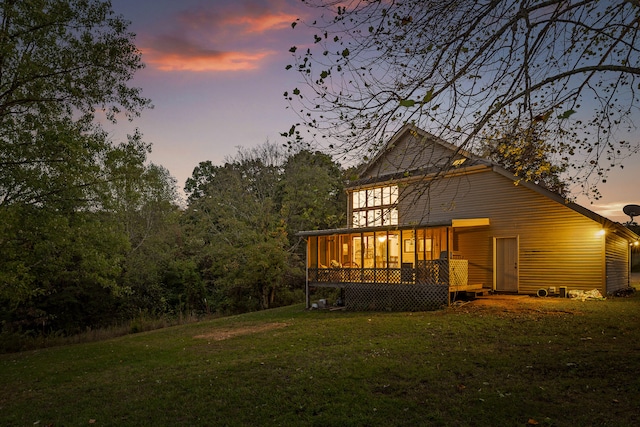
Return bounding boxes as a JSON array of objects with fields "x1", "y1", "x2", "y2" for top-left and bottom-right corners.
[{"x1": 301, "y1": 223, "x2": 483, "y2": 310}]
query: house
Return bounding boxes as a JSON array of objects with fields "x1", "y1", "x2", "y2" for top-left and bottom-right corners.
[{"x1": 298, "y1": 124, "x2": 640, "y2": 310}]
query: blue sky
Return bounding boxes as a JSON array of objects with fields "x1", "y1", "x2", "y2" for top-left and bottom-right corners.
[{"x1": 106, "y1": 0, "x2": 638, "y2": 223}]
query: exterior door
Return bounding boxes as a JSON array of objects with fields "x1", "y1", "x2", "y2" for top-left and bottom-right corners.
[{"x1": 495, "y1": 237, "x2": 518, "y2": 292}]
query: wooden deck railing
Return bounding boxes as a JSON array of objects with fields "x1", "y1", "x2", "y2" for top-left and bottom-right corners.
[
  {"x1": 309, "y1": 267, "x2": 407, "y2": 284},
  {"x1": 308, "y1": 260, "x2": 468, "y2": 287}
]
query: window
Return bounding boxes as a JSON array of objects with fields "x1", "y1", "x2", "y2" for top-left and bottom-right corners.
[{"x1": 351, "y1": 185, "x2": 399, "y2": 228}]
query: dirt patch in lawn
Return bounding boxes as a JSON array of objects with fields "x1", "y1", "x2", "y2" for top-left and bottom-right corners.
[
  {"x1": 451, "y1": 295, "x2": 581, "y2": 318},
  {"x1": 194, "y1": 322, "x2": 289, "y2": 341}
]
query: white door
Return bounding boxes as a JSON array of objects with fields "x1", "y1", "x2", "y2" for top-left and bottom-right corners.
[{"x1": 495, "y1": 237, "x2": 518, "y2": 292}]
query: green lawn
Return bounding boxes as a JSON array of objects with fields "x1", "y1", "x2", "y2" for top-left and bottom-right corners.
[{"x1": 2, "y1": 295, "x2": 640, "y2": 426}]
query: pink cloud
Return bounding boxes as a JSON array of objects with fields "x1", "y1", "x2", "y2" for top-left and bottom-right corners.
[
  {"x1": 143, "y1": 48, "x2": 272, "y2": 72},
  {"x1": 140, "y1": 0, "x2": 303, "y2": 72},
  {"x1": 224, "y1": 11, "x2": 298, "y2": 34}
]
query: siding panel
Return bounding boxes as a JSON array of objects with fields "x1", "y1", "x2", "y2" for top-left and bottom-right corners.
[
  {"x1": 364, "y1": 132, "x2": 460, "y2": 178},
  {"x1": 400, "y1": 169, "x2": 605, "y2": 294},
  {"x1": 606, "y1": 234, "x2": 629, "y2": 294}
]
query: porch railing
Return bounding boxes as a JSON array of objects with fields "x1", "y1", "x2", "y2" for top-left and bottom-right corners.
[
  {"x1": 308, "y1": 259, "x2": 468, "y2": 287},
  {"x1": 309, "y1": 267, "x2": 406, "y2": 284}
]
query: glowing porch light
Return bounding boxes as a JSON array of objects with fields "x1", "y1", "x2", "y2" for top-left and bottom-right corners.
[{"x1": 596, "y1": 229, "x2": 606, "y2": 237}]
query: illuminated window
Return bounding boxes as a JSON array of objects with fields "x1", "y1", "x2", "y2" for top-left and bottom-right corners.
[
  {"x1": 351, "y1": 185, "x2": 399, "y2": 228},
  {"x1": 352, "y1": 211, "x2": 366, "y2": 228}
]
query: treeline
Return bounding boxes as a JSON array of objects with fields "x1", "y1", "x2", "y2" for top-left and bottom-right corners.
[
  {"x1": 0, "y1": 141, "x2": 346, "y2": 339},
  {"x1": 0, "y1": 0, "x2": 346, "y2": 346}
]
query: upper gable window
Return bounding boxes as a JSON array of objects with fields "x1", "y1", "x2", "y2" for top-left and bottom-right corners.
[{"x1": 352, "y1": 185, "x2": 398, "y2": 228}]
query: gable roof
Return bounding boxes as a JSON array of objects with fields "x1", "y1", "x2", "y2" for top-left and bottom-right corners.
[
  {"x1": 351, "y1": 124, "x2": 639, "y2": 241},
  {"x1": 351, "y1": 124, "x2": 491, "y2": 186}
]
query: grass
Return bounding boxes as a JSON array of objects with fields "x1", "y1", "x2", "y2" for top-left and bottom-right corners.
[
  {"x1": 0, "y1": 312, "x2": 208, "y2": 354},
  {"x1": 1, "y1": 294, "x2": 640, "y2": 426}
]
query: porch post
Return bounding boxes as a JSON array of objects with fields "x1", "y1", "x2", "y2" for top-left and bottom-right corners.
[
  {"x1": 629, "y1": 241, "x2": 632, "y2": 288},
  {"x1": 304, "y1": 237, "x2": 310, "y2": 309},
  {"x1": 447, "y1": 227, "x2": 451, "y2": 305}
]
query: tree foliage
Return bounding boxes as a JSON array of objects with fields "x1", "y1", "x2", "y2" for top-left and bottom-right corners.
[
  {"x1": 279, "y1": 149, "x2": 346, "y2": 237},
  {"x1": 0, "y1": 0, "x2": 149, "y2": 122},
  {"x1": 0, "y1": 0, "x2": 149, "y2": 210},
  {"x1": 184, "y1": 147, "x2": 288, "y2": 312},
  {"x1": 114, "y1": 161, "x2": 184, "y2": 317},
  {"x1": 287, "y1": 0, "x2": 640, "y2": 197},
  {"x1": 0, "y1": 0, "x2": 351, "y2": 339},
  {"x1": 481, "y1": 113, "x2": 569, "y2": 195},
  {"x1": 183, "y1": 143, "x2": 345, "y2": 313},
  {"x1": 0, "y1": 140, "x2": 182, "y2": 333},
  {"x1": 0, "y1": 0, "x2": 161, "y2": 335}
]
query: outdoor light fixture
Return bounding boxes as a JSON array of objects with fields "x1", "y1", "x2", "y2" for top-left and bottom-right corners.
[{"x1": 597, "y1": 229, "x2": 606, "y2": 236}]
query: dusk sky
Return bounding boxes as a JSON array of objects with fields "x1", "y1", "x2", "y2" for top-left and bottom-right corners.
[{"x1": 107, "y1": 0, "x2": 638, "y2": 223}]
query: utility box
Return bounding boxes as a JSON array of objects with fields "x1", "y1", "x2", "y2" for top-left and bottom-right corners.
[{"x1": 559, "y1": 286, "x2": 568, "y2": 298}]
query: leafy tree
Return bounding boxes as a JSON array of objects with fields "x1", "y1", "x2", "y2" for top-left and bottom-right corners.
[
  {"x1": 481, "y1": 117, "x2": 568, "y2": 195},
  {"x1": 0, "y1": 129, "x2": 137, "y2": 308},
  {"x1": 0, "y1": 134, "x2": 181, "y2": 333},
  {"x1": 33, "y1": 213, "x2": 128, "y2": 333},
  {"x1": 183, "y1": 144, "x2": 346, "y2": 313},
  {"x1": 280, "y1": 150, "x2": 346, "y2": 235},
  {"x1": 184, "y1": 145, "x2": 289, "y2": 312},
  {"x1": 114, "y1": 161, "x2": 184, "y2": 317},
  {"x1": 0, "y1": 0, "x2": 152, "y2": 332},
  {"x1": 162, "y1": 258, "x2": 207, "y2": 315},
  {"x1": 0, "y1": 202, "x2": 130, "y2": 333},
  {"x1": 287, "y1": 0, "x2": 640, "y2": 197},
  {"x1": 184, "y1": 160, "x2": 217, "y2": 204},
  {"x1": 0, "y1": 0, "x2": 149, "y2": 209},
  {"x1": 0, "y1": 0, "x2": 149, "y2": 213},
  {"x1": 0, "y1": 0, "x2": 148, "y2": 122},
  {"x1": 0, "y1": 135, "x2": 184, "y2": 333}
]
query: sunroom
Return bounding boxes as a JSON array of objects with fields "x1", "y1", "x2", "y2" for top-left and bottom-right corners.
[{"x1": 299, "y1": 219, "x2": 488, "y2": 311}]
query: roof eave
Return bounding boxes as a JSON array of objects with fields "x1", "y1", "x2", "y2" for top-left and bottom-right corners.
[
  {"x1": 296, "y1": 221, "x2": 453, "y2": 237},
  {"x1": 491, "y1": 165, "x2": 640, "y2": 241}
]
